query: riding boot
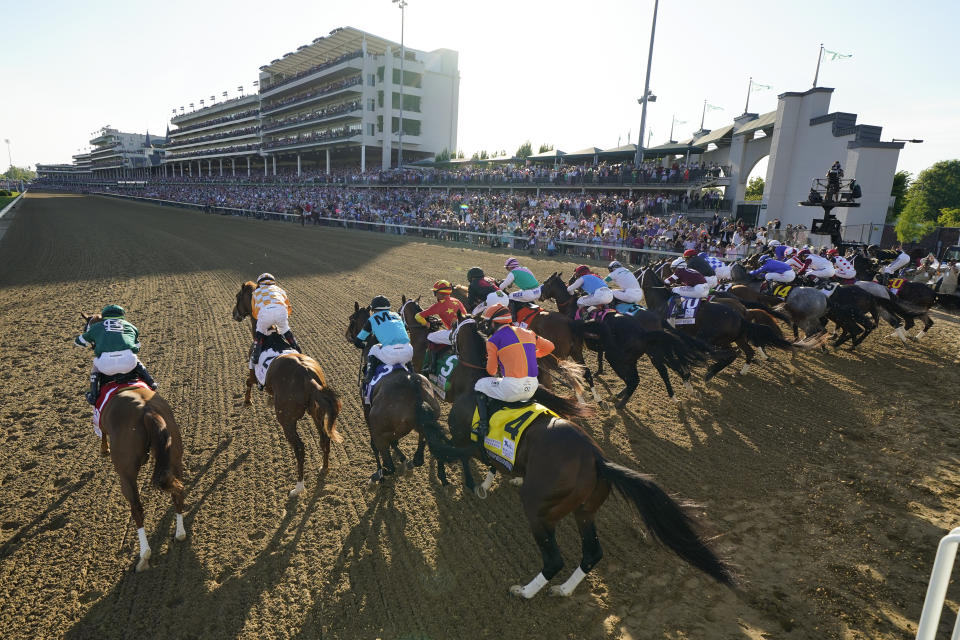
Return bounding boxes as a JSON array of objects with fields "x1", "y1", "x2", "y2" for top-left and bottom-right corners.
[
  {"x1": 475, "y1": 391, "x2": 491, "y2": 448},
  {"x1": 422, "y1": 349, "x2": 435, "y2": 375},
  {"x1": 364, "y1": 355, "x2": 384, "y2": 388},
  {"x1": 132, "y1": 363, "x2": 158, "y2": 390},
  {"x1": 282, "y1": 330, "x2": 301, "y2": 353},
  {"x1": 251, "y1": 331, "x2": 267, "y2": 364},
  {"x1": 85, "y1": 372, "x2": 100, "y2": 405}
]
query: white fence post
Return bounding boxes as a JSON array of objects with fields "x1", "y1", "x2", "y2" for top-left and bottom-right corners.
[{"x1": 916, "y1": 527, "x2": 960, "y2": 640}]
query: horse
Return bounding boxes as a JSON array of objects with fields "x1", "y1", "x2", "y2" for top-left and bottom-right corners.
[
  {"x1": 853, "y1": 255, "x2": 936, "y2": 339},
  {"x1": 420, "y1": 335, "x2": 736, "y2": 598},
  {"x1": 78, "y1": 313, "x2": 186, "y2": 572},
  {"x1": 346, "y1": 303, "x2": 447, "y2": 485},
  {"x1": 637, "y1": 268, "x2": 806, "y2": 380},
  {"x1": 713, "y1": 267, "x2": 828, "y2": 340},
  {"x1": 233, "y1": 285, "x2": 343, "y2": 497},
  {"x1": 539, "y1": 273, "x2": 710, "y2": 405}
]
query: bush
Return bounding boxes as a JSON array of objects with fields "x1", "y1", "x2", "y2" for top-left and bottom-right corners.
[{"x1": 0, "y1": 190, "x2": 11, "y2": 197}]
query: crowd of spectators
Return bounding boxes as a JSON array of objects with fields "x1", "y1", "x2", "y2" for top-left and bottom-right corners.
[
  {"x1": 261, "y1": 76, "x2": 363, "y2": 114},
  {"x1": 165, "y1": 143, "x2": 262, "y2": 160},
  {"x1": 264, "y1": 126, "x2": 361, "y2": 149},
  {"x1": 170, "y1": 108, "x2": 259, "y2": 135},
  {"x1": 259, "y1": 49, "x2": 363, "y2": 93},
  {"x1": 263, "y1": 100, "x2": 362, "y2": 131},
  {"x1": 165, "y1": 126, "x2": 260, "y2": 148}
]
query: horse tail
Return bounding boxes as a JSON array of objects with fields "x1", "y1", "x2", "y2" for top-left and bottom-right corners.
[
  {"x1": 640, "y1": 330, "x2": 708, "y2": 377},
  {"x1": 882, "y1": 295, "x2": 927, "y2": 319},
  {"x1": 412, "y1": 373, "x2": 473, "y2": 462},
  {"x1": 595, "y1": 455, "x2": 736, "y2": 587},
  {"x1": 532, "y1": 386, "x2": 594, "y2": 421},
  {"x1": 309, "y1": 379, "x2": 343, "y2": 444},
  {"x1": 735, "y1": 299, "x2": 792, "y2": 325},
  {"x1": 742, "y1": 321, "x2": 794, "y2": 350},
  {"x1": 144, "y1": 408, "x2": 183, "y2": 493}
]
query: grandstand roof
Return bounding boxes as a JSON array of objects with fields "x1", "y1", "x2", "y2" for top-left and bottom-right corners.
[
  {"x1": 692, "y1": 124, "x2": 734, "y2": 147},
  {"x1": 564, "y1": 147, "x2": 603, "y2": 158},
  {"x1": 262, "y1": 27, "x2": 400, "y2": 77},
  {"x1": 734, "y1": 110, "x2": 776, "y2": 137},
  {"x1": 528, "y1": 149, "x2": 565, "y2": 161},
  {"x1": 645, "y1": 141, "x2": 705, "y2": 155}
]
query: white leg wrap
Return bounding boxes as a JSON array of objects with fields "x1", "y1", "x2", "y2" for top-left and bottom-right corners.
[
  {"x1": 509, "y1": 477, "x2": 524, "y2": 486},
  {"x1": 755, "y1": 347, "x2": 769, "y2": 361},
  {"x1": 550, "y1": 567, "x2": 587, "y2": 597},
  {"x1": 175, "y1": 513, "x2": 186, "y2": 541},
  {"x1": 895, "y1": 326, "x2": 908, "y2": 344},
  {"x1": 480, "y1": 471, "x2": 495, "y2": 492},
  {"x1": 136, "y1": 527, "x2": 151, "y2": 571},
  {"x1": 290, "y1": 480, "x2": 305, "y2": 497},
  {"x1": 591, "y1": 386, "x2": 600, "y2": 402},
  {"x1": 510, "y1": 572, "x2": 548, "y2": 599},
  {"x1": 739, "y1": 363, "x2": 751, "y2": 376}
]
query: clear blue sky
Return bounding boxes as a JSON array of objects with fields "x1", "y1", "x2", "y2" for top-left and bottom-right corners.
[{"x1": 2, "y1": 0, "x2": 957, "y2": 177}]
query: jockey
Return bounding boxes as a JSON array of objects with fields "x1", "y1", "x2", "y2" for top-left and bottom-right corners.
[
  {"x1": 682, "y1": 249, "x2": 718, "y2": 289},
  {"x1": 501, "y1": 257, "x2": 542, "y2": 304},
  {"x1": 567, "y1": 265, "x2": 614, "y2": 313},
  {"x1": 699, "y1": 252, "x2": 731, "y2": 282},
  {"x1": 829, "y1": 248, "x2": 857, "y2": 283},
  {"x1": 869, "y1": 244, "x2": 911, "y2": 283},
  {"x1": 793, "y1": 248, "x2": 836, "y2": 284},
  {"x1": 466, "y1": 266, "x2": 507, "y2": 315},
  {"x1": 663, "y1": 266, "x2": 709, "y2": 300},
  {"x1": 353, "y1": 296, "x2": 414, "y2": 392},
  {"x1": 605, "y1": 260, "x2": 643, "y2": 305},
  {"x1": 74, "y1": 304, "x2": 157, "y2": 405},
  {"x1": 251, "y1": 273, "x2": 301, "y2": 365},
  {"x1": 474, "y1": 304, "x2": 555, "y2": 443},
  {"x1": 415, "y1": 280, "x2": 468, "y2": 371},
  {"x1": 749, "y1": 255, "x2": 796, "y2": 287}
]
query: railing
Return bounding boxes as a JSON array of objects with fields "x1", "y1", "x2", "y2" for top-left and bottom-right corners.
[
  {"x1": 263, "y1": 101, "x2": 362, "y2": 132},
  {"x1": 164, "y1": 144, "x2": 262, "y2": 160},
  {"x1": 170, "y1": 109, "x2": 260, "y2": 136},
  {"x1": 263, "y1": 127, "x2": 360, "y2": 150},
  {"x1": 165, "y1": 127, "x2": 260, "y2": 148},
  {"x1": 260, "y1": 77, "x2": 364, "y2": 116},
  {"x1": 916, "y1": 527, "x2": 960, "y2": 640}
]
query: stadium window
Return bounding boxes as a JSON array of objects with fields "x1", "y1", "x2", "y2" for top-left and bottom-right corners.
[
  {"x1": 367, "y1": 98, "x2": 375, "y2": 111},
  {"x1": 367, "y1": 123, "x2": 375, "y2": 136},
  {"x1": 368, "y1": 74, "x2": 376, "y2": 87}
]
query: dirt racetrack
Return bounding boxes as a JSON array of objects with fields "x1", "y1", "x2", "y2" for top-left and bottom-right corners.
[{"x1": 1, "y1": 192, "x2": 959, "y2": 639}]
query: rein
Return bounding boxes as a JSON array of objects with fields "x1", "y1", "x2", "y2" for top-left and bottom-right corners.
[{"x1": 450, "y1": 318, "x2": 487, "y2": 370}]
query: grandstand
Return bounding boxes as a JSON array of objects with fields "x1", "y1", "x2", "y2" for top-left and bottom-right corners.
[
  {"x1": 88, "y1": 127, "x2": 165, "y2": 179},
  {"x1": 163, "y1": 95, "x2": 262, "y2": 178}
]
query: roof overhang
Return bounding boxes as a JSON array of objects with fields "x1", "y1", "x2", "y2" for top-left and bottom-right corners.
[{"x1": 262, "y1": 27, "x2": 400, "y2": 77}]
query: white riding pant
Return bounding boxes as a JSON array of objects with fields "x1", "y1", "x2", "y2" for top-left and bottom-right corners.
[
  {"x1": 508, "y1": 287, "x2": 541, "y2": 303},
  {"x1": 577, "y1": 287, "x2": 614, "y2": 307},
  {"x1": 674, "y1": 283, "x2": 710, "y2": 299},
  {"x1": 369, "y1": 342, "x2": 413, "y2": 366},
  {"x1": 255, "y1": 304, "x2": 290, "y2": 335},
  {"x1": 704, "y1": 275, "x2": 719, "y2": 289},
  {"x1": 883, "y1": 254, "x2": 910, "y2": 274},
  {"x1": 427, "y1": 329, "x2": 452, "y2": 345},
  {"x1": 835, "y1": 267, "x2": 857, "y2": 280},
  {"x1": 765, "y1": 270, "x2": 796, "y2": 283},
  {"x1": 807, "y1": 266, "x2": 836, "y2": 279},
  {"x1": 714, "y1": 264, "x2": 732, "y2": 281},
  {"x1": 612, "y1": 288, "x2": 644, "y2": 304},
  {"x1": 92, "y1": 349, "x2": 139, "y2": 376},
  {"x1": 473, "y1": 290, "x2": 510, "y2": 315},
  {"x1": 475, "y1": 376, "x2": 538, "y2": 402}
]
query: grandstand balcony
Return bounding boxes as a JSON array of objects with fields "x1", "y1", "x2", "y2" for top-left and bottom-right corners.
[
  {"x1": 259, "y1": 50, "x2": 364, "y2": 98},
  {"x1": 168, "y1": 112, "x2": 259, "y2": 139},
  {"x1": 163, "y1": 144, "x2": 263, "y2": 162},
  {"x1": 262, "y1": 127, "x2": 361, "y2": 153},
  {"x1": 165, "y1": 129, "x2": 260, "y2": 152},
  {"x1": 260, "y1": 77, "x2": 363, "y2": 117},
  {"x1": 262, "y1": 104, "x2": 362, "y2": 135}
]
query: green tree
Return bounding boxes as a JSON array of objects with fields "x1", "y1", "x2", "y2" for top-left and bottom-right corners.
[
  {"x1": 538, "y1": 143, "x2": 554, "y2": 153},
  {"x1": 744, "y1": 176, "x2": 764, "y2": 201},
  {"x1": 938, "y1": 207, "x2": 960, "y2": 227},
  {"x1": 899, "y1": 160, "x2": 960, "y2": 225},
  {"x1": 479, "y1": 150, "x2": 489, "y2": 160},
  {"x1": 470, "y1": 151, "x2": 480, "y2": 161},
  {"x1": 456, "y1": 149, "x2": 465, "y2": 159},
  {"x1": 516, "y1": 141, "x2": 533, "y2": 159},
  {"x1": 895, "y1": 205, "x2": 936, "y2": 242},
  {"x1": 3, "y1": 166, "x2": 36, "y2": 181},
  {"x1": 887, "y1": 170, "x2": 912, "y2": 222},
  {"x1": 434, "y1": 148, "x2": 450, "y2": 163}
]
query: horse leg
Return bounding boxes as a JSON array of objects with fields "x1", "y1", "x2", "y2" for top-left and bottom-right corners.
[
  {"x1": 368, "y1": 436, "x2": 387, "y2": 484},
  {"x1": 280, "y1": 420, "x2": 306, "y2": 497},
  {"x1": 510, "y1": 520, "x2": 563, "y2": 599},
  {"x1": 572, "y1": 342, "x2": 600, "y2": 403},
  {"x1": 550, "y1": 502, "x2": 607, "y2": 597},
  {"x1": 476, "y1": 467, "x2": 497, "y2": 499},
  {"x1": 607, "y1": 356, "x2": 638, "y2": 408},
  {"x1": 244, "y1": 369, "x2": 255, "y2": 406},
  {"x1": 389, "y1": 440, "x2": 409, "y2": 475},
  {"x1": 704, "y1": 348, "x2": 737, "y2": 383},
  {"x1": 595, "y1": 348, "x2": 604, "y2": 377},
  {"x1": 116, "y1": 470, "x2": 150, "y2": 572},
  {"x1": 412, "y1": 434, "x2": 426, "y2": 468},
  {"x1": 916, "y1": 313, "x2": 933, "y2": 339},
  {"x1": 100, "y1": 432, "x2": 110, "y2": 457},
  {"x1": 735, "y1": 338, "x2": 755, "y2": 376}
]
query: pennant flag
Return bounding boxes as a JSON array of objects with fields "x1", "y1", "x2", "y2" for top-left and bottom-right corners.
[
  {"x1": 706, "y1": 103, "x2": 724, "y2": 111},
  {"x1": 222, "y1": 91, "x2": 228, "y2": 97},
  {"x1": 237, "y1": 85, "x2": 244, "y2": 92},
  {"x1": 751, "y1": 82, "x2": 772, "y2": 92},
  {"x1": 189, "y1": 103, "x2": 194, "y2": 108},
  {"x1": 824, "y1": 49, "x2": 852, "y2": 61}
]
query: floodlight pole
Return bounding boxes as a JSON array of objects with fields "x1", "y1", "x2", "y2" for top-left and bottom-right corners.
[
  {"x1": 634, "y1": 0, "x2": 658, "y2": 168},
  {"x1": 393, "y1": 0, "x2": 408, "y2": 169}
]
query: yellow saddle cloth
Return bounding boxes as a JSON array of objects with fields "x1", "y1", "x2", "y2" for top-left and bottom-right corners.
[{"x1": 471, "y1": 402, "x2": 558, "y2": 470}]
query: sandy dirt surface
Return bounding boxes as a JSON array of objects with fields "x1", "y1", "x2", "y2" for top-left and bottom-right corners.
[{"x1": 1, "y1": 192, "x2": 959, "y2": 639}]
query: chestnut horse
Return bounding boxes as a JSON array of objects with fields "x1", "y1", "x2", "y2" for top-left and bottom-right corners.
[
  {"x1": 232, "y1": 284, "x2": 342, "y2": 497},
  {"x1": 424, "y1": 318, "x2": 736, "y2": 598},
  {"x1": 79, "y1": 313, "x2": 186, "y2": 572}
]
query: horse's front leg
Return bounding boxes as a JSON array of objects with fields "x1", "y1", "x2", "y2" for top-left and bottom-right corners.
[{"x1": 244, "y1": 369, "x2": 255, "y2": 406}]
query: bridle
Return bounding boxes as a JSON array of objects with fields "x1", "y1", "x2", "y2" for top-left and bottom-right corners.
[
  {"x1": 399, "y1": 297, "x2": 419, "y2": 330},
  {"x1": 450, "y1": 318, "x2": 487, "y2": 370}
]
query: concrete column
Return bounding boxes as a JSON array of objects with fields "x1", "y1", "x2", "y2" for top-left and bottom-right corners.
[
  {"x1": 219, "y1": 158, "x2": 223, "y2": 176},
  {"x1": 189, "y1": 163, "x2": 193, "y2": 176},
  {"x1": 232, "y1": 158, "x2": 235, "y2": 176},
  {"x1": 247, "y1": 157, "x2": 251, "y2": 177},
  {"x1": 297, "y1": 153, "x2": 301, "y2": 176},
  {"x1": 264, "y1": 157, "x2": 268, "y2": 176},
  {"x1": 382, "y1": 45, "x2": 393, "y2": 169},
  {"x1": 272, "y1": 156, "x2": 277, "y2": 176},
  {"x1": 326, "y1": 148, "x2": 331, "y2": 175},
  {"x1": 207, "y1": 160, "x2": 212, "y2": 175},
  {"x1": 361, "y1": 145, "x2": 366, "y2": 172}
]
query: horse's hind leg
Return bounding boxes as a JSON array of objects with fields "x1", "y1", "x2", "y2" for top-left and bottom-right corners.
[
  {"x1": 550, "y1": 500, "x2": 608, "y2": 597},
  {"x1": 244, "y1": 369, "x2": 256, "y2": 406},
  {"x1": 412, "y1": 434, "x2": 426, "y2": 468},
  {"x1": 510, "y1": 519, "x2": 563, "y2": 599},
  {"x1": 280, "y1": 421, "x2": 307, "y2": 497},
  {"x1": 116, "y1": 471, "x2": 150, "y2": 572},
  {"x1": 388, "y1": 440, "x2": 409, "y2": 475},
  {"x1": 735, "y1": 338, "x2": 755, "y2": 376}
]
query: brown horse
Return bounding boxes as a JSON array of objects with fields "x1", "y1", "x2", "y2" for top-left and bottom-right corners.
[
  {"x1": 423, "y1": 323, "x2": 735, "y2": 598},
  {"x1": 79, "y1": 313, "x2": 186, "y2": 572},
  {"x1": 232, "y1": 286, "x2": 342, "y2": 497},
  {"x1": 347, "y1": 303, "x2": 449, "y2": 484}
]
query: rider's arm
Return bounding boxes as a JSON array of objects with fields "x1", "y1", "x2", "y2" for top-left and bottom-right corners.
[
  {"x1": 566, "y1": 277, "x2": 584, "y2": 294},
  {"x1": 500, "y1": 271, "x2": 516, "y2": 290},
  {"x1": 484, "y1": 342, "x2": 500, "y2": 376},
  {"x1": 356, "y1": 318, "x2": 373, "y2": 341},
  {"x1": 534, "y1": 335, "x2": 555, "y2": 358}
]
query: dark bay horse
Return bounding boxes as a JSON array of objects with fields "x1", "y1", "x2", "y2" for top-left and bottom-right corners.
[
  {"x1": 853, "y1": 255, "x2": 936, "y2": 339},
  {"x1": 79, "y1": 313, "x2": 186, "y2": 572},
  {"x1": 347, "y1": 303, "x2": 447, "y2": 485},
  {"x1": 233, "y1": 285, "x2": 343, "y2": 497},
  {"x1": 423, "y1": 372, "x2": 736, "y2": 598}
]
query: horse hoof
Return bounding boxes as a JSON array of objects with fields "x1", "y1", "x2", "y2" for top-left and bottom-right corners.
[
  {"x1": 289, "y1": 487, "x2": 303, "y2": 498},
  {"x1": 135, "y1": 552, "x2": 151, "y2": 573},
  {"x1": 406, "y1": 460, "x2": 416, "y2": 471},
  {"x1": 474, "y1": 486, "x2": 488, "y2": 500},
  {"x1": 509, "y1": 477, "x2": 524, "y2": 487},
  {"x1": 175, "y1": 530, "x2": 186, "y2": 542},
  {"x1": 509, "y1": 585, "x2": 533, "y2": 599},
  {"x1": 672, "y1": 395, "x2": 681, "y2": 404},
  {"x1": 549, "y1": 585, "x2": 572, "y2": 597}
]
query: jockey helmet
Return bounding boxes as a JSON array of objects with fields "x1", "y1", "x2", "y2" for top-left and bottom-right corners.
[
  {"x1": 432, "y1": 280, "x2": 453, "y2": 296},
  {"x1": 682, "y1": 249, "x2": 698, "y2": 258},
  {"x1": 670, "y1": 257, "x2": 686, "y2": 269},
  {"x1": 798, "y1": 248, "x2": 811, "y2": 258},
  {"x1": 607, "y1": 260, "x2": 622, "y2": 271},
  {"x1": 759, "y1": 255, "x2": 771, "y2": 264},
  {"x1": 256, "y1": 272, "x2": 275, "y2": 284},
  {"x1": 467, "y1": 267, "x2": 485, "y2": 281},
  {"x1": 482, "y1": 304, "x2": 512, "y2": 324},
  {"x1": 783, "y1": 247, "x2": 797, "y2": 258},
  {"x1": 101, "y1": 304, "x2": 125, "y2": 318},
  {"x1": 504, "y1": 257, "x2": 520, "y2": 270},
  {"x1": 866, "y1": 244, "x2": 879, "y2": 254},
  {"x1": 768, "y1": 239, "x2": 781, "y2": 247},
  {"x1": 370, "y1": 295, "x2": 391, "y2": 310},
  {"x1": 827, "y1": 248, "x2": 839, "y2": 256},
  {"x1": 574, "y1": 265, "x2": 592, "y2": 278}
]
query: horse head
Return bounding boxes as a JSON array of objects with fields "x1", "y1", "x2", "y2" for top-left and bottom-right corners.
[
  {"x1": 398, "y1": 295, "x2": 423, "y2": 328},
  {"x1": 233, "y1": 282, "x2": 255, "y2": 322},
  {"x1": 346, "y1": 302, "x2": 371, "y2": 343},
  {"x1": 450, "y1": 313, "x2": 486, "y2": 369},
  {"x1": 540, "y1": 272, "x2": 566, "y2": 302},
  {"x1": 80, "y1": 312, "x2": 101, "y2": 333}
]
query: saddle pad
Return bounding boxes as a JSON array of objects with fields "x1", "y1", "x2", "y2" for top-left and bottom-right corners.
[
  {"x1": 887, "y1": 278, "x2": 906, "y2": 295},
  {"x1": 614, "y1": 302, "x2": 641, "y2": 316},
  {"x1": 255, "y1": 348, "x2": 298, "y2": 386},
  {"x1": 364, "y1": 363, "x2": 406, "y2": 404},
  {"x1": 767, "y1": 283, "x2": 793, "y2": 300},
  {"x1": 429, "y1": 352, "x2": 459, "y2": 393},
  {"x1": 515, "y1": 306, "x2": 541, "y2": 327},
  {"x1": 93, "y1": 381, "x2": 151, "y2": 435},
  {"x1": 713, "y1": 283, "x2": 733, "y2": 293},
  {"x1": 470, "y1": 402, "x2": 558, "y2": 471},
  {"x1": 818, "y1": 282, "x2": 839, "y2": 297}
]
